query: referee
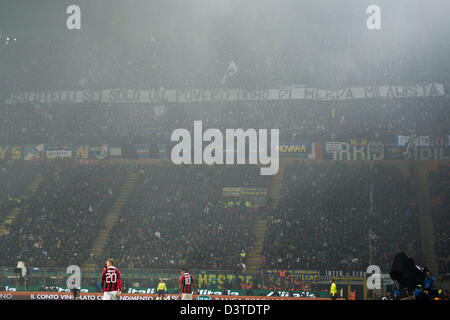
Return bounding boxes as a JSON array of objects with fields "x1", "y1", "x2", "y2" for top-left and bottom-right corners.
[
  {"x1": 330, "y1": 279, "x2": 338, "y2": 300},
  {"x1": 156, "y1": 278, "x2": 167, "y2": 300}
]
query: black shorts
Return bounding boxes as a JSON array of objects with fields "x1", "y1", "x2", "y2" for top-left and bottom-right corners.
[
  {"x1": 157, "y1": 290, "x2": 165, "y2": 296},
  {"x1": 72, "y1": 288, "x2": 80, "y2": 298}
]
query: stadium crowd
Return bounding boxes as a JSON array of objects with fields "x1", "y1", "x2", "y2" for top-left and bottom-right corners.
[
  {"x1": 0, "y1": 161, "x2": 271, "y2": 270},
  {"x1": 262, "y1": 162, "x2": 421, "y2": 273},
  {"x1": 0, "y1": 162, "x2": 38, "y2": 222},
  {"x1": 0, "y1": 158, "x2": 442, "y2": 281},
  {"x1": 101, "y1": 164, "x2": 270, "y2": 270},
  {"x1": 370, "y1": 165, "x2": 421, "y2": 270},
  {"x1": 0, "y1": 2, "x2": 448, "y2": 292},
  {"x1": 428, "y1": 163, "x2": 450, "y2": 275},
  {"x1": 1, "y1": 96, "x2": 449, "y2": 145},
  {"x1": 0, "y1": 162, "x2": 128, "y2": 267},
  {"x1": 1, "y1": 5, "x2": 449, "y2": 146}
]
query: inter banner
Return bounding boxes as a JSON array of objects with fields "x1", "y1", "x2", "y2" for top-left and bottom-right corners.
[{"x1": 5, "y1": 83, "x2": 445, "y2": 105}]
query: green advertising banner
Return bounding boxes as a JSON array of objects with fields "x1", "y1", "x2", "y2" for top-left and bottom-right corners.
[{"x1": 1, "y1": 285, "x2": 327, "y2": 298}]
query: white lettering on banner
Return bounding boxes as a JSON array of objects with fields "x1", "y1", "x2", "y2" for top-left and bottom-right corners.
[
  {"x1": 46, "y1": 150, "x2": 72, "y2": 159},
  {"x1": 5, "y1": 84, "x2": 445, "y2": 105},
  {"x1": 327, "y1": 143, "x2": 384, "y2": 161},
  {"x1": 2, "y1": 286, "x2": 16, "y2": 292},
  {"x1": 128, "y1": 288, "x2": 155, "y2": 294},
  {"x1": 325, "y1": 142, "x2": 345, "y2": 153},
  {"x1": 404, "y1": 147, "x2": 448, "y2": 161},
  {"x1": 266, "y1": 291, "x2": 316, "y2": 298},
  {"x1": 368, "y1": 141, "x2": 384, "y2": 159},
  {"x1": 325, "y1": 270, "x2": 365, "y2": 277},
  {"x1": 397, "y1": 135, "x2": 409, "y2": 147},
  {"x1": 325, "y1": 143, "x2": 448, "y2": 161},
  {"x1": 327, "y1": 143, "x2": 449, "y2": 161},
  {"x1": 397, "y1": 135, "x2": 449, "y2": 147},
  {"x1": 120, "y1": 295, "x2": 158, "y2": 300}
]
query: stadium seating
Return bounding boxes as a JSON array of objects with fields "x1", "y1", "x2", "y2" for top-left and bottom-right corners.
[
  {"x1": 101, "y1": 164, "x2": 270, "y2": 270},
  {"x1": 0, "y1": 163, "x2": 128, "y2": 267},
  {"x1": 1, "y1": 97, "x2": 449, "y2": 145},
  {"x1": 262, "y1": 162, "x2": 420, "y2": 273},
  {"x1": 429, "y1": 164, "x2": 450, "y2": 274}
]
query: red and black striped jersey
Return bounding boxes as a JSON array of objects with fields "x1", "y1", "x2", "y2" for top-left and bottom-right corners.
[
  {"x1": 180, "y1": 273, "x2": 195, "y2": 294},
  {"x1": 101, "y1": 267, "x2": 122, "y2": 292}
]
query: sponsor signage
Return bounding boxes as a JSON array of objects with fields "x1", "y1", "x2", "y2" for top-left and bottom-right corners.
[
  {"x1": 0, "y1": 291, "x2": 332, "y2": 300},
  {"x1": 265, "y1": 270, "x2": 320, "y2": 281},
  {"x1": 276, "y1": 142, "x2": 315, "y2": 159}
]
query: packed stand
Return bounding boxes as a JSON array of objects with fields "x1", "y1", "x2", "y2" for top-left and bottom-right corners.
[
  {"x1": 101, "y1": 164, "x2": 270, "y2": 270},
  {"x1": 1, "y1": 3, "x2": 450, "y2": 146},
  {"x1": 1, "y1": 96, "x2": 449, "y2": 145},
  {"x1": 0, "y1": 162, "x2": 39, "y2": 221},
  {"x1": 262, "y1": 162, "x2": 420, "y2": 273},
  {"x1": 428, "y1": 163, "x2": 450, "y2": 275},
  {"x1": 0, "y1": 162, "x2": 128, "y2": 268},
  {"x1": 370, "y1": 164, "x2": 421, "y2": 270},
  {"x1": 262, "y1": 162, "x2": 371, "y2": 272}
]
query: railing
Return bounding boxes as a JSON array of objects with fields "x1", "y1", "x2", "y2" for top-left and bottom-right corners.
[
  {"x1": 0, "y1": 267, "x2": 238, "y2": 292},
  {"x1": 2, "y1": 267, "x2": 385, "y2": 300},
  {"x1": 0, "y1": 267, "x2": 323, "y2": 291}
]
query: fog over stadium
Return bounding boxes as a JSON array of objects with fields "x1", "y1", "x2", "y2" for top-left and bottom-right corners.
[{"x1": 0, "y1": 0, "x2": 449, "y2": 302}]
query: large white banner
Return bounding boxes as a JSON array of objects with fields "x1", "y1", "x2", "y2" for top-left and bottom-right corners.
[
  {"x1": 5, "y1": 83, "x2": 445, "y2": 105},
  {"x1": 397, "y1": 135, "x2": 450, "y2": 147}
]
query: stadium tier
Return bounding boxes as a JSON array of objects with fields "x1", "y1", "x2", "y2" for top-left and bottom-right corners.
[
  {"x1": 0, "y1": 0, "x2": 449, "y2": 302},
  {"x1": 263, "y1": 162, "x2": 421, "y2": 272},
  {"x1": 429, "y1": 164, "x2": 450, "y2": 274},
  {"x1": 100, "y1": 164, "x2": 270, "y2": 270},
  {"x1": 0, "y1": 163, "x2": 128, "y2": 267},
  {"x1": 0, "y1": 160, "x2": 444, "y2": 274},
  {"x1": 1, "y1": 98, "x2": 449, "y2": 144}
]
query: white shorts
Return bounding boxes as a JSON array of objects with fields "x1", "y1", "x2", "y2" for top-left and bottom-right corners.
[
  {"x1": 103, "y1": 291, "x2": 119, "y2": 300},
  {"x1": 180, "y1": 293, "x2": 193, "y2": 300}
]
